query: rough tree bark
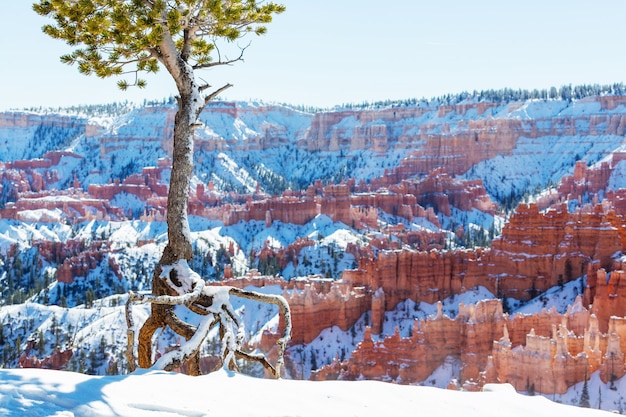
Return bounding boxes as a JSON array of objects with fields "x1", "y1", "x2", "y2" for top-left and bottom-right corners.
[
  {"x1": 136, "y1": 52, "x2": 222, "y2": 373},
  {"x1": 137, "y1": 38, "x2": 204, "y2": 370}
]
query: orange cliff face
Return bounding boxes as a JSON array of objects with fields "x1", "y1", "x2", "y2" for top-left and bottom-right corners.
[
  {"x1": 342, "y1": 203, "x2": 626, "y2": 313},
  {"x1": 535, "y1": 153, "x2": 626, "y2": 218},
  {"x1": 317, "y1": 172, "x2": 491, "y2": 234},
  {"x1": 489, "y1": 203, "x2": 625, "y2": 299},
  {"x1": 0, "y1": 113, "x2": 87, "y2": 131},
  {"x1": 284, "y1": 279, "x2": 373, "y2": 345},
  {"x1": 311, "y1": 299, "x2": 504, "y2": 386},
  {"x1": 298, "y1": 202, "x2": 626, "y2": 392},
  {"x1": 310, "y1": 297, "x2": 626, "y2": 395},
  {"x1": 227, "y1": 267, "x2": 626, "y2": 394},
  {"x1": 397, "y1": 168, "x2": 497, "y2": 216},
  {"x1": 343, "y1": 246, "x2": 491, "y2": 309},
  {"x1": 88, "y1": 164, "x2": 169, "y2": 202},
  {"x1": 253, "y1": 237, "x2": 316, "y2": 272},
  {"x1": 0, "y1": 152, "x2": 129, "y2": 222},
  {"x1": 493, "y1": 306, "x2": 626, "y2": 394},
  {"x1": 588, "y1": 267, "x2": 626, "y2": 333},
  {"x1": 228, "y1": 237, "x2": 626, "y2": 393}
]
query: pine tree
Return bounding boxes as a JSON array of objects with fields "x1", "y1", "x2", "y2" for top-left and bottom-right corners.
[
  {"x1": 310, "y1": 351, "x2": 318, "y2": 371},
  {"x1": 580, "y1": 372, "x2": 590, "y2": 408},
  {"x1": 525, "y1": 378, "x2": 535, "y2": 396},
  {"x1": 598, "y1": 386, "x2": 602, "y2": 410},
  {"x1": 565, "y1": 258, "x2": 573, "y2": 283},
  {"x1": 34, "y1": 0, "x2": 286, "y2": 376},
  {"x1": 37, "y1": 330, "x2": 45, "y2": 352},
  {"x1": 85, "y1": 288, "x2": 96, "y2": 308}
]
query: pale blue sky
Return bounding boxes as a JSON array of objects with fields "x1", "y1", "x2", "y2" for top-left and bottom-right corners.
[{"x1": 2, "y1": 1, "x2": 626, "y2": 110}]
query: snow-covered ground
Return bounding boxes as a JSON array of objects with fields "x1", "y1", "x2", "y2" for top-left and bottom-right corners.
[{"x1": 0, "y1": 367, "x2": 617, "y2": 417}]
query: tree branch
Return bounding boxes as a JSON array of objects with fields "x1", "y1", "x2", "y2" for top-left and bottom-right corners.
[
  {"x1": 154, "y1": 310, "x2": 217, "y2": 372},
  {"x1": 228, "y1": 286, "x2": 292, "y2": 377},
  {"x1": 204, "y1": 83, "x2": 233, "y2": 106},
  {"x1": 125, "y1": 295, "x2": 137, "y2": 372},
  {"x1": 192, "y1": 42, "x2": 249, "y2": 70},
  {"x1": 165, "y1": 312, "x2": 197, "y2": 339},
  {"x1": 235, "y1": 350, "x2": 279, "y2": 378},
  {"x1": 181, "y1": 28, "x2": 192, "y2": 62}
]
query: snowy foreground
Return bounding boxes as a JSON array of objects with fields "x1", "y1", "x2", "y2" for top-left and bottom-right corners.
[{"x1": 0, "y1": 368, "x2": 615, "y2": 417}]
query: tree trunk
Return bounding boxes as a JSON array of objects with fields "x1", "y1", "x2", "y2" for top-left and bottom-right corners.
[{"x1": 137, "y1": 53, "x2": 203, "y2": 370}]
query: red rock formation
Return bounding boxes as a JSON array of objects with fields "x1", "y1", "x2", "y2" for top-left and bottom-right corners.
[
  {"x1": 200, "y1": 246, "x2": 626, "y2": 393},
  {"x1": 494, "y1": 325, "x2": 589, "y2": 394},
  {"x1": 493, "y1": 307, "x2": 626, "y2": 393},
  {"x1": 56, "y1": 250, "x2": 108, "y2": 284},
  {"x1": 319, "y1": 184, "x2": 352, "y2": 226},
  {"x1": 349, "y1": 204, "x2": 378, "y2": 229},
  {"x1": 1, "y1": 152, "x2": 84, "y2": 198},
  {"x1": 342, "y1": 203, "x2": 626, "y2": 314},
  {"x1": 216, "y1": 272, "x2": 382, "y2": 346},
  {"x1": 43, "y1": 151, "x2": 84, "y2": 166},
  {"x1": 343, "y1": 246, "x2": 493, "y2": 310},
  {"x1": 19, "y1": 339, "x2": 73, "y2": 370},
  {"x1": 252, "y1": 197, "x2": 319, "y2": 226},
  {"x1": 589, "y1": 269, "x2": 626, "y2": 333},
  {"x1": 31, "y1": 239, "x2": 119, "y2": 284},
  {"x1": 88, "y1": 180, "x2": 153, "y2": 201},
  {"x1": 554, "y1": 160, "x2": 612, "y2": 205},
  {"x1": 0, "y1": 168, "x2": 34, "y2": 199},
  {"x1": 220, "y1": 271, "x2": 289, "y2": 290},
  {"x1": 0, "y1": 155, "x2": 127, "y2": 222},
  {"x1": 0, "y1": 112, "x2": 86, "y2": 132},
  {"x1": 494, "y1": 204, "x2": 624, "y2": 296},
  {"x1": 284, "y1": 279, "x2": 373, "y2": 345},
  {"x1": 533, "y1": 153, "x2": 626, "y2": 218},
  {"x1": 311, "y1": 296, "x2": 626, "y2": 395},
  {"x1": 351, "y1": 192, "x2": 409, "y2": 219},
  {"x1": 7, "y1": 159, "x2": 53, "y2": 170},
  {"x1": 398, "y1": 168, "x2": 497, "y2": 215},
  {"x1": 311, "y1": 299, "x2": 504, "y2": 384},
  {"x1": 9, "y1": 191, "x2": 125, "y2": 221},
  {"x1": 598, "y1": 95, "x2": 626, "y2": 110},
  {"x1": 437, "y1": 102, "x2": 499, "y2": 117},
  {"x1": 87, "y1": 164, "x2": 169, "y2": 204},
  {"x1": 299, "y1": 102, "x2": 512, "y2": 160}
]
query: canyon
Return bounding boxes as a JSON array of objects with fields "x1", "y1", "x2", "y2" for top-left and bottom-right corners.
[{"x1": 1, "y1": 92, "x2": 626, "y2": 407}]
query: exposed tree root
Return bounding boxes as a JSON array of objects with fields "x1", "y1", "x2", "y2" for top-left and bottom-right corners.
[{"x1": 125, "y1": 260, "x2": 291, "y2": 378}]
